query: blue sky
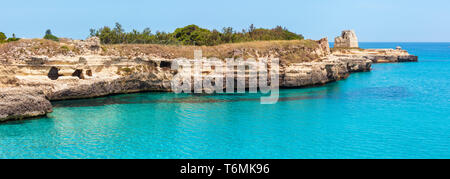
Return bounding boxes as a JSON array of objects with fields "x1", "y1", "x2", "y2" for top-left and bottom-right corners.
[{"x1": 2, "y1": 0, "x2": 450, "y2": 42}]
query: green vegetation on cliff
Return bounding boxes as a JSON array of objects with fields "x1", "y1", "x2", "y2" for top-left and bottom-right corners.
[
  {"x1": 7, "y1": 34, "x2": 20, "y2": 42},
  {"x1": 90, "y1": 23, "x2": 304, "y2": 46},
  {"x1": 0, "y1": 32, "x2": 20, "y2": 43},
  {"x1": 0, "y1": 32, "x2": 6, "y2": 43},
  {"x1": 44, "y1": 29, "x2": 59, "y2": 42}
]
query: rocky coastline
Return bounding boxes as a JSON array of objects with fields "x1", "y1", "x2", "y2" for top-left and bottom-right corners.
[
  {"x1": 0, "y1": 31, "x2": 417, "y2": 122},
  {"x1": 0, "y1": 87, "x2": 52, "y2": 121},
  {"x1": 332, "y1": 48, "x2": 418, "y2": 63}
]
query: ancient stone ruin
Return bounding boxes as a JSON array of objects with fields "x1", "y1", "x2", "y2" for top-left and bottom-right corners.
[{"x1": 335, "y1": 30, "x2": 359, "y2": 48}]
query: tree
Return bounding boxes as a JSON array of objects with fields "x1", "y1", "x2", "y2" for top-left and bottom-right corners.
[
  {"x1": 44, "y1": 29, "x2": 59, "y2": 41},
  {"x1": 0, "y1": 32, "x2": 6, "y2": 43},
  {"x1": 114, "y1": 23, "x2": 124, "y2": 33},
  {"x1": 112, "y1": 23, "x2": 125, "y2": 43},
  {"x1": 89, "y1": 29, "x2": 97, "y2": 37},
  {"x1": 249, "y1": 24, "x2": 255, "y2": 31},
  {"x1": 6, "y1": 33, "x2": 20, "y2": 42},
  {"x1": 221, "y1": 27, "x2": 234, "y2": 43},
  {"x1": 89, "y1": 23, "x2": 305, "y2": 46},
  {"x1": 97, "y1": 26, "x2": 112, "y2": 44},
  {"x1": 173, "y1": 25, "x2": 212, "y2": 45},
  {"x1": 249, "y1": 24, "x2": 256, "y2": 38}
]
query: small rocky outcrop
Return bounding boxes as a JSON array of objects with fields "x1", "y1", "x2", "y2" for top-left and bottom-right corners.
[
  {"x1": 332, "y1": 30, "x2": 417, "y2": 63},
  {"x1": 335, "y1": 30, "x2": 359, "y2": 48},
  {"x1": 332, "y1": 48, "x2": 418, "y2": 63},
  {"x1": 280, "y1": 57, "x2": 371, "y2": 88},
  {"x1": 336, "y1": 56, "x2": 372, "y2": 72},
  {"x1": 0, "y1": 88, "x2": 53, "y2": 122},
  {"x1": 318, "y1": 38, "x2": 331, "y2": 54},
  {"x1": 85, "y1": 37, "x2": 101, "y2": 51},
  {"x1": 72, "y1": 36, "x2": 102, "y2": 54}
]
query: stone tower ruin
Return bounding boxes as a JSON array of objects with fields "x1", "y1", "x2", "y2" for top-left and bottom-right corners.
[{"x1": 334, "y1": 30, "x2": 359, "y2": 48}]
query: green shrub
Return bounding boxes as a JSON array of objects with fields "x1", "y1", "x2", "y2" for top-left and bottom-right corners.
[
  {"x1": 101, "y1": 46, "x2": 108, "y2": 52},
  {"x1": 90, "y1": 23, "x2": 305, "y2": 46},
  {"x1": 0, "y1": 32, "x2": 6, "y2": 43},
  {"x1": 6, "y1": 33, "x2": 20, "y2": 42},
  {"x1": 173, "y1": 25, "x2": 212, "y2": 45},
  {"x1": 60, "y1": 45, "x2": 70, "y2": 52},
  {"x1": 44, "y1": 29, "x2": 59, "y2": 41},
  {"x1": 121, "y1": 67, "x2": 132, "y2": 73},
  {"x1": 117, "y1": 67, "x2": 133, "y2": 75}
]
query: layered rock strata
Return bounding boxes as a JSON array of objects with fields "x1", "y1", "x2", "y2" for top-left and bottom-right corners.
[
  {"x1": 0, "y1": 88, "x2": 52, "y2": 122},
  {"x1": 332, "y1": 48, "x2": 418, "y2": 63},
  {"x1": 0, "y1": 36, "x2": 408, "y2": 122}
]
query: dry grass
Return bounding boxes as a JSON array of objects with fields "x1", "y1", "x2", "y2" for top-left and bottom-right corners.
[
  {"x1": 1, "y1": 39, "x2": 324, "y2": 64},
  {"x1": 0, "y1": 39, "x2": 83, "y2": 58},
  {"x1": 104, "y1": 40, "x2": 322, "y2": 64},
  {"x1": 331, "y1": 47, "x2": 365, "y2": 53}
]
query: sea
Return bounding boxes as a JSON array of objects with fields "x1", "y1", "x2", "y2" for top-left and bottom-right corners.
[{"x1": 0, "y1": 42, "x2": 449, "y2": 159}]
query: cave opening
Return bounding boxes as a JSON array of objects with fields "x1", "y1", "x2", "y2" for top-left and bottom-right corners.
[
  {"x1": 160, "y1": 61, "x2": 172, "y2": 68},
  {"x1": 72, "y1": 69, "x2": 85, "y2": 79},
  {"x1": 86, "y1": 70, "x2": 92, "y2": 77},
  {"x1": 48, "y1": 67, "x2": 60, "y2": 80}
]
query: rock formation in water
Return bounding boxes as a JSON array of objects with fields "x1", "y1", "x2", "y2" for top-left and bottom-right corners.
[
  {"x1": 331, "y1": 48, "x2": 418, "y2": 63},
  {"x1": 0, "y1": 32, "x2": 417, "y2": 122},
  {"x1": 332, "y1": 30, "x2": 417, "y2": 63},
  {"x1": 0, "y1": 88, "x2": 52, "y2": 122},
  {"x1": 335, "y1": 30, "x2": 359, "y2": 48}
]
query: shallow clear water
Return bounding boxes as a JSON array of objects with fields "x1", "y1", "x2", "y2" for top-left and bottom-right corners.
[{"x1": 1, "y1": 43, "x2": 449, "y2": 159}]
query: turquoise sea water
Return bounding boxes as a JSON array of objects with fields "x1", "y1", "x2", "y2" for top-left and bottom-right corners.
[{"x1": 1, "y1": 43, "x2": 449, "y2": 159}]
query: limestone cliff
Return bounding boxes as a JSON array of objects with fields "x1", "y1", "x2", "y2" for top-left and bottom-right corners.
[
  {"x1": 0, "y1": 36, "x2": 388, "y2": 122},
  {"x1": 0, "y1": 88, "x2": 52, "y2": 122},
  {"x1": 331, "y1": 48, "x2": 418, "y2": 63}
]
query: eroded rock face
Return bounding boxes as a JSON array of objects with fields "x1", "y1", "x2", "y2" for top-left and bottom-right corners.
[
  {"x1": 318, "y1": 38, "x2": 331, "y2": 55},
  {"x1": 47, "y1": 73, "x2": 173, "y2": 100},
  {"x1": 334, "y1": 56, "x2": 372, "y2": 72},
  {"x1": 0, "y1": 37, "x2": 385, "y2": 122},
  {"x1": 72, "y1": 36, "x2": 102, "y2": 54},
  {"x1": 332, "y1": 48, "x2": 418, "y2": 63},
  {"x1": 335, "y1": 30, "x2": 359, "y2": 48},
  {"x1": 0, "y1": 88, "x2": 52, "y2": 122},
  {"x1": 0, "y1": 76, "x2": 19, "y2": 86},
  {"x1": 280, "y1": 57, "x2": 371, "y2": 88}
]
